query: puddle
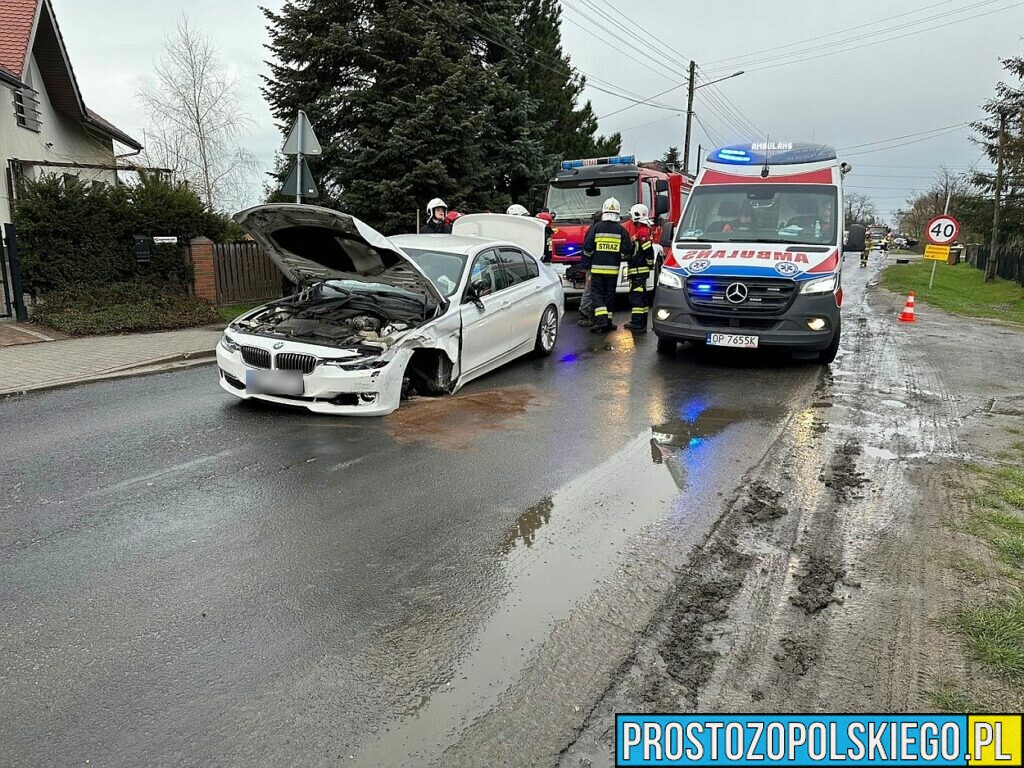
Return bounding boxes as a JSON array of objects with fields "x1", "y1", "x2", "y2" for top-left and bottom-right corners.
[
  {"x1": 386, "y1": 386, "x2": 543, "y2": 450},
  {"x1": 354, "y1": 432, "x2": 681, "y2": 766},
  {"x1": 651, "y1": 406, "x2": 782, "y2": 448},
  {"x1": 499, "y1": 496, "x2": 554, "y2": 552}
]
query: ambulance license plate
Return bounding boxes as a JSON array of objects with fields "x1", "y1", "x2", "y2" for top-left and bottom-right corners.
[
  {"x1": 707, "y1": 333, "x2": 759, "y2": 349},
  {"x1": 246, "y1": 369, "x2": 304, "y2": 396}
]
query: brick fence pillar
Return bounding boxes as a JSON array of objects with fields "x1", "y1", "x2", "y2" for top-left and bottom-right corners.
[{"x1": 189, "y1": 237, "x2": 217, "y2": 303}]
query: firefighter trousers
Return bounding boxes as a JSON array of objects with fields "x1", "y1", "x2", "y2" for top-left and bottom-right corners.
[
  {"x1": 590, "y1": 272, "x2": 618, "y2": 329},
  {"x1": 628, "y1": 275, "x2": 648, "y2": 329}
]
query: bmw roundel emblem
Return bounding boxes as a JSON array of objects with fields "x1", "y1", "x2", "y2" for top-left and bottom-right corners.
[
  {"x1": 273, "y1": 341, "x2": 285, "y2": 350},
  {"x1": 688, "y1": 259, "x2": 711, "y2": 273},
  {"x1": 774, "y1": 261, "x2": 799, "y2": 277}
]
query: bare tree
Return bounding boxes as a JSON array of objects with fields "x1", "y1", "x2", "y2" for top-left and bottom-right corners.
[
  {"x1": 843, "y1": 192, "x2": 879, "y2": 226},
  {"x1": 894, "y1": 166, "x2": 974, "y2": 237},
  {"x1": 138, "y1": 16, "x2": 258, "y2": 211}
]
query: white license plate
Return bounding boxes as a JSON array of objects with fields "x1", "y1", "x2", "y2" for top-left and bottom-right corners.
[
  {"x1": 707, "y1": 333, "x2": 759, "y2": 349},
  {"x1": 245, "y1": 369, "x2": 304, "y2": 395}
]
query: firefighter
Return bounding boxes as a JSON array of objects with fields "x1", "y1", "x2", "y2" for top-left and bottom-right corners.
[
  {"x1": 420, "y1": 197, "x2": 452, "y2": 234},
  {"x1": 581, "y1": 198, "x2": 634, "y2": 333},
  {"x1": 537, "y1": 210, "x2": 555, "y2": 263},
  {"x1": 625, "y1": 203, "x2": 654, "y2": 333}
]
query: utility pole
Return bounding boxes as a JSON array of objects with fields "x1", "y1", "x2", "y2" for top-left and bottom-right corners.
[
  {"x1": 986, "y1": 110, "x2": 1006, "y2": 282},
  {"x1": 683, "y1": 60, "x2": 696, "y2": 176}
]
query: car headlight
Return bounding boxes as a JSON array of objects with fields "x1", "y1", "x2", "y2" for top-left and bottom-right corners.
[
  {"x1": 658, "y1": 269, "x2": 683, "y2": 289},
  {"x1": 219, "y1": 333, "x2": 241, "y2": 353},
  {"x1": 321, "y1": 357, "x2": 390, "y2": 371},
  {"x1": 800, "y1": 275, "x2": 838, "y2": 295}
]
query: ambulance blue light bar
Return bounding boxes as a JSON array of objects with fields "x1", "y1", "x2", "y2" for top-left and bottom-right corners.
[
  {"x1": 560, "y1": 155, "x2": 636, "y2": 170},
  {"x1": 709, "y1": 142, "x2": 837, "y2": 166}
]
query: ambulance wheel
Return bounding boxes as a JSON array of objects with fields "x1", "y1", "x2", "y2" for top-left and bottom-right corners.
[
  {"x1": 818, "y1": 319, "x2": 841, "y2": 365},
  {"x1": 656, "y1": 335, "x2": 677, "y2": 354}
]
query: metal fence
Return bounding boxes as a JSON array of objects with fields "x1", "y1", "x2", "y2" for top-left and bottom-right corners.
[
  {"x1": 213, "y1": 241, "x2": 283, "y2": 305},
  {"x1": 971, "y1": 245, "x2": 1024, "y2": 286}
]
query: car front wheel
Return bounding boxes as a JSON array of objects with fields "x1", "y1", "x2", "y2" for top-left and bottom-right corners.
[{"x1": 534, "y1": 305, "x2": 559, "y2": 356}]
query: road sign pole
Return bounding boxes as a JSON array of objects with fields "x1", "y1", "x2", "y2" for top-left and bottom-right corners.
[
  {"x1": 295, "y1": 112, "x2": 304, "y2": 205},
  {"x1": 928, "y1": 259, "x2": 937, "y2": 290}
]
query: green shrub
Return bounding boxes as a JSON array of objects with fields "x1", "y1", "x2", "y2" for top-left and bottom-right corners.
[
  {"x1": 33, "y1": 280, "x2": 219, "y2": 336},
  {"x1": 13, "y1": 172, "x2": 237, "y2": 295}
]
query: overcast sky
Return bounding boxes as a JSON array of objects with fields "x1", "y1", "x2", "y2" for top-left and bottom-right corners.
[{"x1": 56, "y1": 0, "x2": 1024, "y2": 219}]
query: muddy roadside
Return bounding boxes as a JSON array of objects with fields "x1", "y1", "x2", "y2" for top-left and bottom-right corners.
[{"x1": 561, "y1": 274, "x2": 1024, "y2": 765}]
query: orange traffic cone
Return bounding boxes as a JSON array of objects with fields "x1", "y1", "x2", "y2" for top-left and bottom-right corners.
[{"x1": 898, "y1": 291, "x2": 916, "y2": 323}]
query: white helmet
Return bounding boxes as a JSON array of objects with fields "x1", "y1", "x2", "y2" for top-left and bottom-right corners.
[
  {"x1": 425, "y1": 197, "x2": 448, "y2": 214},
  {"x1": 506, "y1": 204, "x2": 530, "y2": 216},
  {"x1": 602, "y1": 197, "x2": 621, "y2": 215},
  {"x1": 629, "y1": 203, "x2": 650, "y2": 224}
]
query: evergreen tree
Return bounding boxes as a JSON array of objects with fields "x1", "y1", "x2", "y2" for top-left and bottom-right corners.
[
  {"x1": 662, "y1": 146, "x2": 681, "y2": 168},
  {"x1": 970, "y1": 50, "x2": 1024, "y2": 241},
  {"x1": 518, "y1": 0, "x2": 620, "y2": 162}
]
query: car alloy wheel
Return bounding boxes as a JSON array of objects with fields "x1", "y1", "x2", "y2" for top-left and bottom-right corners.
[{"x1": 536, "y1": 306, "x2": 558, "y2": 355}]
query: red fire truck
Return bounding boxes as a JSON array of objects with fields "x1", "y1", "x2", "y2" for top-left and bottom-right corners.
[{"x1": 543, "y1": 155, "x2": 694, "y2": 295}]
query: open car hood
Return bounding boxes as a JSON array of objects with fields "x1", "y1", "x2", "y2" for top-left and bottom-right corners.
[
  {"x1": 452, "y1": 213, "x2": 546, "y2": 260},
  {"x1": 233, "y1": 204, "x2": 445, "y2": 304}
]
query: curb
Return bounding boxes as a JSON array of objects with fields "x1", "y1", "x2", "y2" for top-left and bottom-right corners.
[{"x1": 0, "y1": 351, "x2": 218, "y2": 399}]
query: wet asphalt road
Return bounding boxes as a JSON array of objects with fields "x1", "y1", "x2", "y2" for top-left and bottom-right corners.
[{"x1": 0, "y1": 269, "x2": 870, "y2": 767}]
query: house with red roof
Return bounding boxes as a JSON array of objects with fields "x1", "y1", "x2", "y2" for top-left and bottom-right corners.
[{"x1": 0, "y1": 0, "x2": 142, "y2": 229}]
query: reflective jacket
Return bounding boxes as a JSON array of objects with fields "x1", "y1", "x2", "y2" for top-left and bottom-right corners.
[
  {"x1": 625, "y1": 221, "x2": 655, "y2": 276},
  {"x1": 581, "y1": 219, "x2": 634, "y2": 275}
]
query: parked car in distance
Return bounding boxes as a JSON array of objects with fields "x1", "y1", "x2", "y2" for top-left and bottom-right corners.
[{"x1": 216, "y1": 206, "x2": 563, "y2": 416}]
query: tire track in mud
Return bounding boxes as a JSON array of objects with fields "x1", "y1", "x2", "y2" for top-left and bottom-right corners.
[{"x1": 560, "y1": 267, "x2": 970, "y2": 766}]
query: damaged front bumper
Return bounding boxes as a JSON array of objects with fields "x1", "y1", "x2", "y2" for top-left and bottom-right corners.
[{"x1": 216, "y1": 335, "x2": 411, "y2": 416}]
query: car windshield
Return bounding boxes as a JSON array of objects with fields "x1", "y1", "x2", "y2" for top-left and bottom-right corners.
[
  {"x1": 545, "y1": 180, "x2": 636, "y2": 224},
  {"x1": 403, "y1": 248, "x2": 468, "y2": 297},
  {"x1": 676, "y1": 184, "x2": 839, "y2": 246}
]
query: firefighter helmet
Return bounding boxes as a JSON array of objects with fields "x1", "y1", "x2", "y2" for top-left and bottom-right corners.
[
  {"x1": 629, "y1": 203, "x2": 651, "y2": 224},
  {"x1": 445, "y1": 210, "x2": 463, "y2": 225},
  {"x1": 425, "y1": 197, "x2": 448, "y2": 214},
  {"x1": 536, "y1": 211, "x2": 554, "y2": 224},
  {"x1": 506, "y1": 204, "x2": 530, "y2": 216},
  {"x1": 602, "y1": 198, "x2": 621, "y2": 215}
]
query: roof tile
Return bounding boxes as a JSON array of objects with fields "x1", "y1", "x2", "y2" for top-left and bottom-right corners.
[{"x1": 0, "y1": 0, "x2": 38, "y2": 77}]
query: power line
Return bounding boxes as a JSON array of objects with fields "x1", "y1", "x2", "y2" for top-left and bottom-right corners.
[
  {"x1": 586, "y1": 0, "x2": 692, "y2": 69},
  {"x1": 841, "y1": 125, "x2": 969, "y2": 157},
  {"x1": 706, "y1": 0, "x2": 972, "y2": 67},
  {"x1": 597, "y1": 81, "x2": 690, "y2": 119},
  {"x1": 706, "y1": 0, "x2": 1024, "y2": 76},
  {"x1": 693, "y1": 113, "x2": 723, "y2": 148},
  {"x1": 837, "y1": 122, "x2": 971, "y2": 151}
]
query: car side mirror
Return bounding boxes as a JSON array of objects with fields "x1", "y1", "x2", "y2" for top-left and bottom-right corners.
[
  {"x1": 659, "y1": 223, "x2": 675, "y2": 248},
  {"x1": 463, "y1": 285, "x2": 486, "y2": 312},
  {"x1": 655, "y1": 195, "x2": 670, "y2": 216},
  {"x1": 655, "y1": 179, "x2": 669, "y2": 193}
]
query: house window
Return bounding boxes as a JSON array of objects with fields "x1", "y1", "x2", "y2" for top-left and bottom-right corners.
[{"x1": 13, "y1": 89, "x2": 42, "y2": 132}]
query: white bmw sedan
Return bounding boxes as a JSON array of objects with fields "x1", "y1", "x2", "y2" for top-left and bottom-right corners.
[{"x1": 216, "y1": 205, "x2": 564, "y2": 416}]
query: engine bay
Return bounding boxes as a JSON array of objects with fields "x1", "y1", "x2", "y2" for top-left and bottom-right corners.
[{"x1": 233, "y1": 282, "x2": 432, "y2": 350}]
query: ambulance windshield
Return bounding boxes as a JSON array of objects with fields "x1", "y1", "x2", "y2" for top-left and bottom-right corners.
[
  {"x1": 676, "y1": 184, "x2": 838, "y2": 246},
  {"x1": 545, "y1": 180, "x2": 636, "y2": 225}
]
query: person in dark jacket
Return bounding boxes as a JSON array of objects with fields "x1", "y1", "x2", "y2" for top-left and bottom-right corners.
[
  {"x1": 420, "y1": 197, "x2": 452, "y2": 234},
  {"x1": 537, "y1": 210, "x2": 555, "y2": 263},
  {"x1": 581, "y1": 198, "x2": 634, "y2": 333}
]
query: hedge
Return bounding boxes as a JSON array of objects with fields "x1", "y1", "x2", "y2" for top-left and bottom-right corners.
[{"x1": 13, "y1": 172, "x2": 237, "y2": 296}]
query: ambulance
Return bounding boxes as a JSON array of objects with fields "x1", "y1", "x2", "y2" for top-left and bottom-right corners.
[{"x1": 652, "y1": 142, "x2": 849, "y2": 363}]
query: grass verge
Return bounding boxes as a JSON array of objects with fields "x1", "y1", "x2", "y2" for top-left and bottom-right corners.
[
  {"x1": 880, "y1": 262, "x2": 1024, "y2": 325},
  {"x1": 946, "y1": 440, "x2": 1024, "y2": 699},
  {"x1": 33, "y1": 280, "x2": 219, "y2": 336}
]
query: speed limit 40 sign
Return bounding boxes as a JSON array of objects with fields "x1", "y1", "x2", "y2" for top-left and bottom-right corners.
[{"x1": 925, "y1": 215, "x2": 960, "y2": 245}]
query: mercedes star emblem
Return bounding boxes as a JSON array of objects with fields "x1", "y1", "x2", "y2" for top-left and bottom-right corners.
[{"x1": 725, "y1": 282, "x2": 749, "y2": 304}]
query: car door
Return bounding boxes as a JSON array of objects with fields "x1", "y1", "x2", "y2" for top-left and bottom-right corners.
[
  {"x1": 460, "y1": 249, "x2": 515, "y2": 374},
  {"x1": 498, "y1": 248, "x2": 546, "y2": 347}
]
